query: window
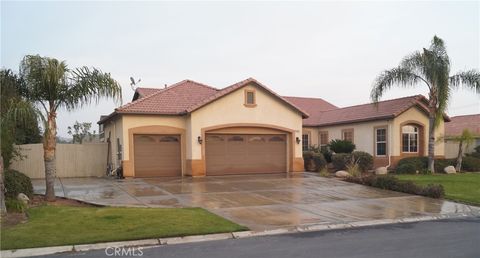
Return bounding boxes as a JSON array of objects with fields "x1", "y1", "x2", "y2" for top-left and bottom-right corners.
[
  {"x1": 319, "y1": 131, "x2": 329, "y2": 151},
  {"x1": 402, "y1": 125, "x2": 418, "y2": 153},
  {"x1": 302, "y1": 134, "x2": 309, "y2": 151},
  {"x1": 375, "y1": 128, "x2": 387, "y2": 156},
  {"x1": 342, "y1": 129, "x2": 354, "y2": 143},
  {"x1": 244, "y1": 89, "x2": 256, "y2": 106}
]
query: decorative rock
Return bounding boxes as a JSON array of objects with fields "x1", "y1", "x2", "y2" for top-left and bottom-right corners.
[
  {"x1": 375, "y1": 167, "x2": 388, "y2": 175},
  {"x1": 444, "y1": 166, "x2": 456, "y2": 174},
  {"x1": 335, "y1": 170, "x2": 350, "y2": 178},
  {"x1": 17, "y1": 193, "x2": 30, "y2": 205}
]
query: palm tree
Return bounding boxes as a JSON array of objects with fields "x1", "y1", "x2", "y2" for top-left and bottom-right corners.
[
  {"x1": 19, "y1": 55, "x2": 122, "y2": 201},
  {"x1": 1, "y1": 69, "x2": 39, "y2": 214},
  {"x1": 448, "y1": 129, "x2": 477, "y2": 172},
  {"x1": 371, "y1": 36, "x2": 480, "y2": 173}
]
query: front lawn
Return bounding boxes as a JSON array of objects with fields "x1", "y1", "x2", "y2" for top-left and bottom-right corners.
[
  {"x1": 396, "y1": 173, "x2": 480, "y2": 206},
  {"x1": 1, "y1": 205, "x2": 247, "y2": 250}
]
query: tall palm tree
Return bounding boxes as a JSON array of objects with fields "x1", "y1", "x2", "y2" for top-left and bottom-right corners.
[
  {"x1": 371, "y1": 36, "x2": 480, "y2": 173},
  {"x1": 19, "y1": 55, "x2": 122, "y2": 201}
]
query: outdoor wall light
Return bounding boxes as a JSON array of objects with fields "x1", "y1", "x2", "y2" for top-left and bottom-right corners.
[
  {"x1": 197, "y1": 136, "x2": 203, "y2": 144},
  {"x1": 296, "y1": 137, "x2": 301, "y2": 144}
]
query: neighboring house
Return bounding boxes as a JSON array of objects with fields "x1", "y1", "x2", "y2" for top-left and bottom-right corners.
[
  {"x1": 287, "y1": 95, "x2": 449, "y2": 168},
  {"x1": 444, "y1": 114, "x2": 480, "y2": 159},
  {"x1": 99, "y1": 78, "x2": 449, "y2": 177},
  {"x1": 98, "y1": 78, "x2": 308, "y2": 177}
]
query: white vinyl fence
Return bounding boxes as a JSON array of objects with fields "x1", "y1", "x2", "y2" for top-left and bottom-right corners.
[{"x1": 10, "y1": 143, "x2": 108, "y2": 178}]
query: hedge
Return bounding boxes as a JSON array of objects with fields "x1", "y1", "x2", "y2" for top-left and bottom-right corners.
[
  {"x1": 4, "y1": 169, "x2": 34, "y2": 198},
  {"x1": 303, "y1": 151, "x2": 327, "y2": 172},
  {"x1": 396, "y1": 156, "x2": 480, "y2": 173},
  {"x1": 332, "y1": 151, "x2": 373, "y2": 172}
]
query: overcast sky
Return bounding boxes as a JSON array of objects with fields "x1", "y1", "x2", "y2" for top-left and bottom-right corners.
[{"x1": 2, "y1": 1, "x2": 479, "y2": 137}]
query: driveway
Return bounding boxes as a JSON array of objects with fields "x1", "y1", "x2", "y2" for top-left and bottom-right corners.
[{"x1": 32, "y1": 173, "x2": 479, "y2": 231}]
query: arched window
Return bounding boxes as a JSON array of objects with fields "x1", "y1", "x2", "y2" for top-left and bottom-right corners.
[{"x1": 402, "y1": 125, "x2": 418, "y2": 153}]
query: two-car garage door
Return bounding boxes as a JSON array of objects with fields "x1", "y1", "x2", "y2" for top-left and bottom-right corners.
[
  {"x1": 205, "y1": 134, "x2": 287, "y2": 175},
  {"x1": 133, "y1": 133, "x2": 287, "y2": 177}
]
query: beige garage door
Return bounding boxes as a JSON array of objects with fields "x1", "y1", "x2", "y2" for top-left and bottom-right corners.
[
  {"x1": 134, "y1": 134, "x2": 181, "y2": 177},
  {"x1": 206, "y1": 134, "x2": 287, "y2": 175}
]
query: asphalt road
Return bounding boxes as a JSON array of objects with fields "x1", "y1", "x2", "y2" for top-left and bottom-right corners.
[{"x1": 38, "y1": 217, "x2": 480, "y2": 258}]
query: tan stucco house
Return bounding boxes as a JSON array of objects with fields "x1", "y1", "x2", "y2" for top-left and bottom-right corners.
[
  {"x1": 444, "y1": 114, "x2": 480, "y2": 159},
  {"x1": 99, "y1": 78, "x2": 449, "y2": 177},
  {"x1": 98, "y1": 78, "x2": 308, "y2": 177}
]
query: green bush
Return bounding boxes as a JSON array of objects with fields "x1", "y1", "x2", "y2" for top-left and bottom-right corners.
[
  {"x1": 332, "y1": 153, "x2": 351, "y2": 170},
  {"x1": 396, "y1": 163, "x2": 417, "y2": 174},
  {"x1": 352, "y1": 151, "x2": 373, "y2": 172},
  {"x1": 345, "y1": 175, "x2": 444, "y2": 198},
  {"x1": 5, "y1": 198, "x2": 27, "y2": 213},
  {"x1": 461, "y1": 156, "x2": 480, "y2": 172},
  {"x1": 397, "y1": 157, "x2": 428, "y2": 172},
  {"x1": 4, "y1": 169, "x2": 33, "y2": 198},
  {"x1": 303, "y1": 151, "x2": 327, "y2": 172},
  {"x1": 320, "y1": 148, "x2": 333, "y2": 163},
  {"x1": 328, "y1": 139, "x2": 356, "y2": 154},
  {"x1": 434, "y1": 159, "x2": 456, "y2": 173}
]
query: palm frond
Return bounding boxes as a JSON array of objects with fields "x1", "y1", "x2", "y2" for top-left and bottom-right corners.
[
  {"x1": 371, "y1": 67, "x2": 425, "y2": 103},
  {"x1": 450, "y1": 70, "x2": 480, "y2": 94}
]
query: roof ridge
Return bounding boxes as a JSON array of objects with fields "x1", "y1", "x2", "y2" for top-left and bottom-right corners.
[
  {"x1": 450, "y1": 114, "x2": 480, "y2": 118},
  {"x1": 283, "y1": 95, "x2": 339, "y2": 109},
  {"x1": 184, "y1": 79, "x2": 219, "y2": 91},
  {"x1": 117, "y1": 80, "x2": 190, "y2": 111},
  {"x1": 323, "y1": 94, "x2": 422, "y2": 112}
]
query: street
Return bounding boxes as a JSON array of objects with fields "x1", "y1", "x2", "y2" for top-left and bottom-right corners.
[{"x1": 37, "y1": 217, "x2": 480, "y2": 258}]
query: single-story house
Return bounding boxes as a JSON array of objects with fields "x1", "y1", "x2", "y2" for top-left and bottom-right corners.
[
  {"x1": 444, "y1": 114, "x2": 480, "y2": 159},
  {"x1": 98, "y1": 78, "x2": 449, "y2": 177}
]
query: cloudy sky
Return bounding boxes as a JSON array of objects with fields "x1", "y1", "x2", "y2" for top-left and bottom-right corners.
[{"x1": 2, "y1": 1, "x2": 479, "y2": 137}]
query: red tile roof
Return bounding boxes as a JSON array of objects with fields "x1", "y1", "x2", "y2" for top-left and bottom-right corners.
[
  {"x1": 283, "y1": 96, "x2": 338, "y2": 126},
  {"x1": 445, "y1": 114, "x2": 480, "y2": 136},
  {"x1": 301, "y1": 95, "x2": 441, "y2": 127},
  {"x1": 136, "y1": 87, "x2": 163, "y2": 98}
]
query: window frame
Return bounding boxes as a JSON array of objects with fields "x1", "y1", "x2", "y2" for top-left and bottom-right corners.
[
  {"x1": 302, "y1": 133, "x2": 309, "y2": 152},
  {"x1": 374, "y1": 127, "x2": 387, "y2": 157},
  {"x1": 401, "y1": 125, "x2": 419, "y2": 153},
  {"x1": 341, "y1": 128, "x2": 354, "y2": 143},
  {"x1": 244, "y1": 89, "x2": 257, "y2": 107},
  {"x1": 319, "y1": 131, "x2": 329, "y2": 150}
]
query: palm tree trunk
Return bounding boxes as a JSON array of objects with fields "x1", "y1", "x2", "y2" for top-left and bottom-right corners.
[
  {"x1": 427, "y1": 114, "x2": 436, "y2": 173},
  {"x1": 44, "y1": 111, "x2": 57, "y2": 202},
  {"x1": 456, "y1": 140, "x2": 464, "y2": 172},
  {"x1": 0, "y1": 155, "x2": 6, "y2": 215}
]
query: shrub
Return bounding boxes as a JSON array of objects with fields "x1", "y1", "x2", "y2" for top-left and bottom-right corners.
[
  {"x1": 328, "y1": 139, "x2": 356, "y2": 154},
  {"x1": 397, "y1": 157, "x2": 428, "y2": 172},
  {"x1": 4, "y1": 169, "x2": 33, "y2": 198},
  {"x1": 345, "y1": 175, "x2": 444, "y2": 198},
  {"x1": 303, "y1": 151, "x2": 327, "y2": 172},
  {"x1": 332, "y1": 153, "x2": 351, "y2": 170},
  {"x1": 5, "y1": 198, "x2": 27, "y2": 213},
  {"x1": 320, "y1": 148, "x2": 333, "y2": 163},
  {"x1": 396, "y1": 163, "x2": 417, "y2": 174},
  {"x1": 434, "y1": 159, "x2": 456, "y2": 173},
  {"x1": 352, "y1": 151, "x2": 373, "y2": 172},
  {"x1": 461, "y1": 156, "x2": 480, "y2": 172}
]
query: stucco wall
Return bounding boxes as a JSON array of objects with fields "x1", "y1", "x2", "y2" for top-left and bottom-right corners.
[
  {"x1": 311, "y1": 120, "x2": 392, "y2": 154},
  {"x1": 392, "y1": 107, "x2": 445, "y2": 156},
  {"x1": 190, "y1": 83, "x2": 304, "y2": 160},
  {"x1": 121, "y1": 115, "x2": 187, "y2": 160},
  {"x1": 103, "y1": 116, "x2": 123, "y2": 167}
]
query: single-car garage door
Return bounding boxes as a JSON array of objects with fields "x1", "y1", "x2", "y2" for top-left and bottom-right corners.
[
  {"x1": 134, "y1": 134, "x2": 181, "y2": 177},
  {"x1": 206, "y1": 134, "x2": 287, "y2": 175}
]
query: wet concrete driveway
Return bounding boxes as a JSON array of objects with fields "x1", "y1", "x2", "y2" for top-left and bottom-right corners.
[{"x1": 32, "y1": 173, "x2": 479, "y2": 231}]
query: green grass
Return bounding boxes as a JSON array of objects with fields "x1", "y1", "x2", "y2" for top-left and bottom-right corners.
[
  {"x1": 396, "y1": 173, "x2": 480, "y2": 206},
  {"x1": 1, "y1": 205, "x2": 247, "y2": 250}
]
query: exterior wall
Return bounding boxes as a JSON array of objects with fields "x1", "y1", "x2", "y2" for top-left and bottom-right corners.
[
  {"x1": 392, "y1": 107, "x2": 445, "y2": 157},
  {"x1": 445, "y1": 138, "x2": 480, "y2": 159},
  {"x1": 10, "y1": 143, "x2": 107, "y2": 178},
  {"x1": 302, "y1": 127, "x2": 319, "y2": 149},
  {"x1": 102, "y1": 117, "x2": 123, "y2": 168},
  {"x1": 189, "y1": 83, "x2": 304, "y2": 176},
  {"x1": 120, "y1": 115, "x2": 187, "y2": 177}
]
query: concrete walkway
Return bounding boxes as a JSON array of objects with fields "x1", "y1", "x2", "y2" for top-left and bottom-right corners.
[{"x1": 32, "y1": 173, "x2": 480, "y2": 231}]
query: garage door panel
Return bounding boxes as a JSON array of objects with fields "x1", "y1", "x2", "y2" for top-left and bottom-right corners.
[
  {"x1": 206, "y1": 134, "x2": 286, "y2": 175},
  {"x1": 134, "y1": 134, "x2": 181, "y2": 177}
]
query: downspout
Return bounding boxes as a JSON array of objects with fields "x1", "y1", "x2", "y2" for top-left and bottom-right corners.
[{"x1": 386, "y1": 120, "x2": 393, "y2": 169}]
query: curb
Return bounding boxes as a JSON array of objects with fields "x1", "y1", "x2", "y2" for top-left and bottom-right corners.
[{"x1": 2, "y1": 212, "x2": 479, "y2": 258}]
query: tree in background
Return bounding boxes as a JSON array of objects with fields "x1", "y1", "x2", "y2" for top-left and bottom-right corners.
[
  {"x1": 68, "y1": 121, "x2": 94, "y2": 144},
  {"x1": 371, "y1": 36, "x2": 480, "y2": 173},
  {"x1": 446, "y1": 129, "x2": 477, "y2": 172},
  {"x1": 19, "y1": 55, "x2": 122, "y2": 201},
  {"x1": 0, "y1": 69, "x2": 39, "y2": 214}
]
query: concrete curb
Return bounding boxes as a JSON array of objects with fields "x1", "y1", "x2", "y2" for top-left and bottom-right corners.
[{"x1": 2, "y1": 212, "x2": 479, "y2": 258}]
